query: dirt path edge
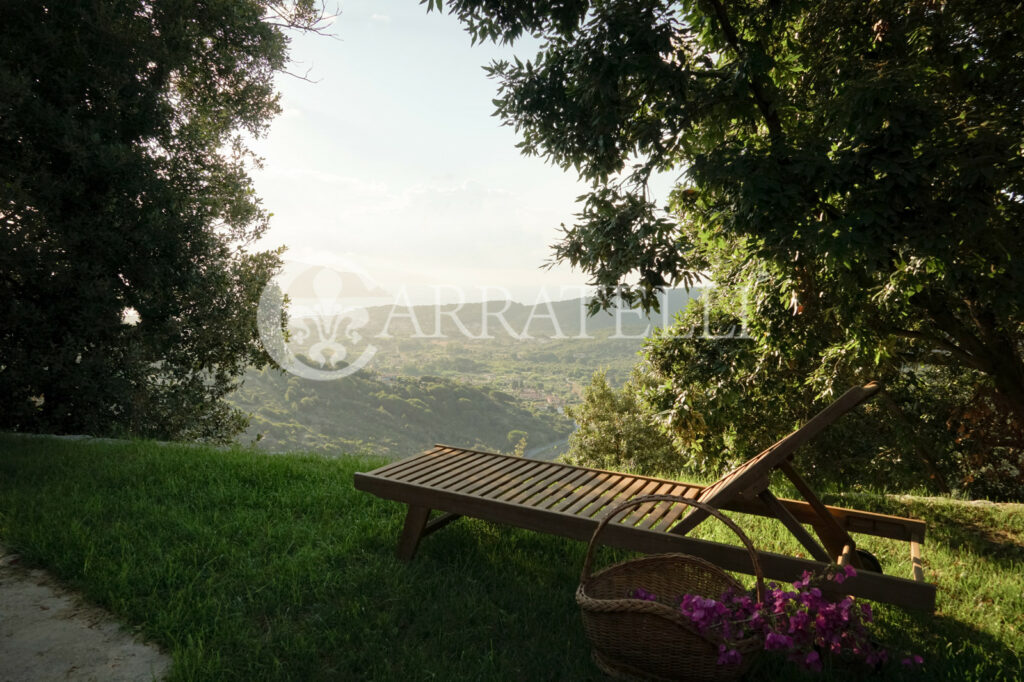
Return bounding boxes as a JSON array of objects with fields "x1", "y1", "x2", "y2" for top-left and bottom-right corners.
[{"x1": 0, "y1": 545, "x2": 171, "y2": 682}]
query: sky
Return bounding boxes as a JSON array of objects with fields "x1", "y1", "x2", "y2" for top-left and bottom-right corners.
[{"x1": 249, "y1": 0, "x2": 676, "y2": 305}]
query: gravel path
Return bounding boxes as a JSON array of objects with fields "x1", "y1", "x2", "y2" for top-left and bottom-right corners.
[{"x1": 0, "y1": 548, "x2": 170, "y2": 682}]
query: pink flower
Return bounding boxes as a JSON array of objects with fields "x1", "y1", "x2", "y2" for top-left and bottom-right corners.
[
  {"x1": 631, "y1": 563, "x2": 896, "y2": 673},
  {"x1": 765, "y1": 632, "x2": 794, "y2": 650},
  {"x1": 717, "y1": 645, "x2": 743, "y2": 666},
  {"x1": 630, "y1": 587, "x2": 658, "y2": 601},
  {"x1": 788, "y1": 611, "x2": 809, "y2": 634}
]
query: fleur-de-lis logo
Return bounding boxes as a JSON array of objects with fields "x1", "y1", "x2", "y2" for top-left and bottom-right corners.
[{"x1": 257, "y1": 260, "x2": 386, "y2": 380}]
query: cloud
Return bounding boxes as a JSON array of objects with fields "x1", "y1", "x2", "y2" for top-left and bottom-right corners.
[
  {"x1": 370, "y1": 14, "x2": 391, "y2": 23},
  {"x1": 253, "y1": 168, "x2": 587, "y2": 298},
  {"x1": 278, "y1": 107, "x2": 305, "y2": 121}
]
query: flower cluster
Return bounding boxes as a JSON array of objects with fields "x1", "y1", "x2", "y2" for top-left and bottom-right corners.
[{"x1": 630, "y1": 564, "x2": 922, "y2": 672}]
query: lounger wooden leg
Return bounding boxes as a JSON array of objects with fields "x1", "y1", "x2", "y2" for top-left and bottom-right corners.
[
  {"x1": 910, "y1": 538, "x2": 925, "y2": 582},
  {"x1": 397, "y1": 505, "x2": 431, "y2": 561},
  {"x1": 758, "y1": 490, "x2": 833, "y2": 563},
  {"x1": 778, "y1": 460, "x2": 863, "y2": 568}
]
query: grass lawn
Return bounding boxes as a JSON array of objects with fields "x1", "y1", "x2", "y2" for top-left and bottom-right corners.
[{"x1": 0, "y1": 433, "x2": 1021, "y2": 681}]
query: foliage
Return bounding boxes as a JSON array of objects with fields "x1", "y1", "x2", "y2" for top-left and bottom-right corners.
[
  {"x1": 430, "y1": 0, "x2": 1024, "y2": 480},
  {"x1": 946, "y1": 385, "x2": 1024, "y2": 501},
  {"x1": 0, "y1": 1, "x2": 327, "y2": 441},
  {"x1": 563, "y1": 370, "x2": 678, "y2": 473}
]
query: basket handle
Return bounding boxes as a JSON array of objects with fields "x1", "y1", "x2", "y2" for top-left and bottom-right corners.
[{"x1": 580, "y1": 494, "x2": 766, "y2": 603}]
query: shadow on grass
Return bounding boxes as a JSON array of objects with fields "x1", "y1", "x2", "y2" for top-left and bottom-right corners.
[
  {"x1": 354, "y1": 515, "x2": 1023, "y2": 682},
  {"x1": 921, "y1": 507, "x2": 1024, "y2": 562},
  {"x1": 348, "y1": 512, "x2": 607, "y2": 681},
  {"x1": 824, "y1": 493, "x2": 1024, "y2": 566}
]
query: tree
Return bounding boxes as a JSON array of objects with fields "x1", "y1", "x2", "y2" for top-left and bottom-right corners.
[
  {"x1": 564, "y1": 370, "x2": 678, "y2": 474},
  {"x1": 432, "y1": 1, "x2": 1024, "y2": 452},
  {"x1": 0, "y1": 1, "x2": 328, "y2": 441}
]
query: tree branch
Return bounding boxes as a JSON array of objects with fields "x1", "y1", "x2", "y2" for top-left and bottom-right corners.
[
  {"x1": 702, "y1": 0, "x2": 784, "y2": 140},
  {"x1": 891, "y1": 329, "x2": 987, "y2": 371}
]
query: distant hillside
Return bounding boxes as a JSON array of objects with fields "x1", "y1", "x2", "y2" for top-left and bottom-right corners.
[
  {"x1": 232, "y1": 290, "x2": 699, "y2": 459},
  {"x1": 280, "y1": 289, "x2": 701, "y2": 406},
  {"x1": 356, "y1": 288, "x2": 698, "y2": 339},
  {"x1": 230, "y1": 367, "x2": 573, "y2": 459}
]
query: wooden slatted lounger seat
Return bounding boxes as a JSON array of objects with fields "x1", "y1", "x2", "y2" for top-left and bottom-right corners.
[{"x1": 354, "y1": 383, "x2": 936, "y2": 611}]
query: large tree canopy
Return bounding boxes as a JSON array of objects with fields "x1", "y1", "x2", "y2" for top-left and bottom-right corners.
[
  {"x1": 0, "y1": 1, "x2": 325, "y2": 440},
  {"x1": 433, "y1": 1, "x2": 1024, "y2": 449}
]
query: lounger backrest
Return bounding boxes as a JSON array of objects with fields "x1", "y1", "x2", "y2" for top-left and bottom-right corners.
[{"x1": 670, "y1": 381, "x2": 881, "y2": 535}]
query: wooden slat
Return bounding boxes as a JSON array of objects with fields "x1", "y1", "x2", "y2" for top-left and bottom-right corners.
[
  {"x1": 530, "y1": 468, "x2": 603, "y2": 509},
  {"x1": 409, "y1": 444, "x2": 714, "y2": 502},
  {"x1": 466, "y1": 457, "x2": 544, "y2": 498},
  {"x1": 571, "y1": 475, "x2": 637, "y2": 518},
  {"x1": 686, "y1": 383, "x2": 881, "y2": 530},
  {"x1": 441, "y1": 463, "x2": 511, "y2": 496},
  {"x1": 552, "y1": 472, "x2": 616, "y2": 513},
  {"x1": 620, "y1": 482, "x2": 677, "y2": 526},
  {"x1": 484, "y1": 460, "x2": 555, "y2": 499},
  {"x1": 373, "y1": 446, "x2": 452, "y2": 478},
  {"x1": 521, "y1": 467, "x2": 589, "y2": 508},
  {"x1": 444, "y1": 454, "x2": 532, "y2": 495},
  {"x1": 611, "y1": 480, "x2": 664, "y2": 524},
  {"x1": 585, "y1": 476, "x2": 651, "y2": 520},
  {"x1": 456, "y1": 456, "x2": 548, "y2": 496},
  {"x1": 390, "y1": 455, "x2": 475, "y2": 487},
  {"x1": 406, "y1": 451, "x2": 492, "y2": 487},
  {"x1": 490, "y1": 462, "x2": 564, "y2": 502},
  {"x1": 641, "y1": 484, "x2": 699, "y2": 530},
  {"x1": 562, "y1": 473, "x2": 626, "y2": 515},
  {"x1": 524, "y1": 467, "x2": 596, "y2": 508},
  {"x1": 652, "y1": 487, "x2": 703, "y2": 532},
  {"x1": 435, "y1": 443, "x2": 607, "y2": 484},
  {"x1": 506, "y1": 466, "x2": 581, "y2": 505},
  {"x1": 388, "y1": 447, "x2": 473, "y2": 482}
]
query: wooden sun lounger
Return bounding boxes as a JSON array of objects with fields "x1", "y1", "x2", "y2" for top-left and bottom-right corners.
[{"x1": 354, "y1": 384, "x2": 935, "y2": 611}]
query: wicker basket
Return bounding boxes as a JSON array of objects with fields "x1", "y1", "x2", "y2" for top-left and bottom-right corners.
[{"x1": 576, "y1": 495, "x2": 766, "y2": 682}]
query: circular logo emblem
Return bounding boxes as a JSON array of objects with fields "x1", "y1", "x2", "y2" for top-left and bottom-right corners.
[{"x1": 257, "y1": 259, "x2": 388, "y2": 380}]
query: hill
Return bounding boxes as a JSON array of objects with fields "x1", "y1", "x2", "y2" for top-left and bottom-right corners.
[
  {"x1": 231, "y1": 367, "x2": 573, "y2": 459},
  {"x1": 230, "y1": 290, "x2": 700, "y2": 458}
]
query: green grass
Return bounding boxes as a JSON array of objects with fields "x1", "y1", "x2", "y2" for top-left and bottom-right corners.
[{"x1": 0, "y1": 434, "x2": 1021, "y2": 681}]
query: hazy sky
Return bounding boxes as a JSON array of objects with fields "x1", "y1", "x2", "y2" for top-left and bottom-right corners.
[{"x1": 249, "y1": 0, "x2": 675, "y2": 304}]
